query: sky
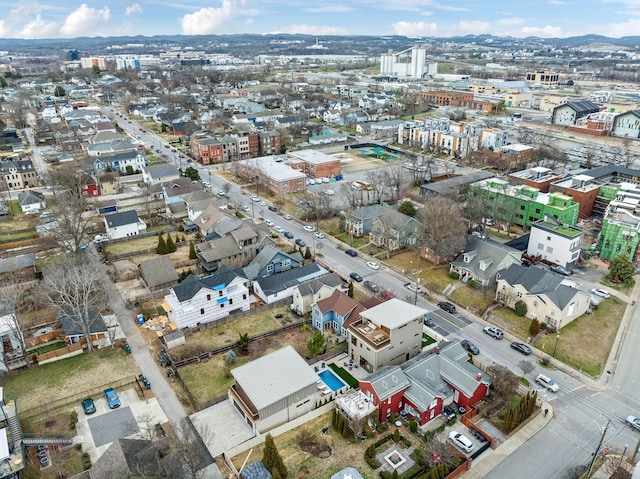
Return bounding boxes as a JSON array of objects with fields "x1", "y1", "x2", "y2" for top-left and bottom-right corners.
[{"x1": 0, "y1": 0, "x2": 638, "y2": 40}]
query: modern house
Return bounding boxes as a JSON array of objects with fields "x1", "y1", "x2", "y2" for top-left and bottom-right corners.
[
  {"x1": 290, "y1": 272, "x2": 346, "y2": 316},
  {"x1": 357, "y1": 341, "x2": 492, "y2": 426},
  {"x1": 527, "y1": 215, "x2": 583, "y2": 268},
  {"x1": 450, "y1": 236, "x2": 522, "y2": 288},
  {"x1": 611, "y1": 109, "x2": 640, "y2": 139},
  {"x1": 369, "y1": 209, "x2": 420, "y2": 251},
  {"x1": 597, "y1": 182, "x2": 640, "y2": 261},
  {"x1": 252, "y1": 263, "x2": 329, "y2": 304},
  {"x1": 104, "y1": 210, "x2": 147, "y2": 240},
  {"x1": 346, "y1": 205, "x2": 386, "y2": 237},
  {"x1": 17, "y1": 190, "x2": 46, "y2": 214},
  {"x1": 496, "y1": 264, "x2": 591, "y2": 330},
  {"x1": 229, "y1": 345, "x2": 320, "y2": 433},
  {"x1": 163, "y1": 266, "x2": 251, "y2": 330},
  {"x1": 347, "y1": 299, "x2": 426, "y2": 373},
  {"x1": 242, "y1": 245, "x2": 303, "y2": 281}
]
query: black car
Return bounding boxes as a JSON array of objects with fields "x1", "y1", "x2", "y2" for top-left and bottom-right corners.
[
  {"x1": 438, "y1": 301, "x2": 457, "y2": 314},
  {"x1": 349, "y1": 272, "x2": 363, "y2": 282},
  {"x1": 363, "y1": 280, "x2": 379, "y2": 292},
  {"x1": 284, "y1": 231, "x2": 294, "y2": 239},
  {"x1": 268, "y1": 205, "x2": 278, "y2": 212},
  {"x1": 461, "y1": 340, "x2": 480, "y2": 355},
  {"x1": 295, "y1": 238, "x2": 306, "y2": 247},
  {"x1": 345, "y1": 249, "x2": 358, "y2": 257},
  {"x1": 510, "y1": 342, "x2": 532, "y2": 355}
]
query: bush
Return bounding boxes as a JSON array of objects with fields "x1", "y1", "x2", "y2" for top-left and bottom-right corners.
[
  {"x1": 450, "y1": 272, "x2": 460, "y2": 280},
  {"x1": 515, "y1": 300, "x2": 528, "y2": 317},
  {"x1": 366, "y1": 455, "x2": 381, "y2": 469},
  {"x1": 468, "y1": 279, "x2": 479, "y2": 289},
  {"x1": 409, "y1": 420, "x2": 418, "y2": 433},
  {"x1": 529, "y1": 318, "x2": 540, "y2": 336}
]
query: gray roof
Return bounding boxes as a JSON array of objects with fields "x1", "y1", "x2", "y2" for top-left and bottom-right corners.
[
  {"x1": 563, "y1": 100, "x2": 600, "y2": 116},
  {"x1": 59, "y1": 307, "x2": 107, "y2": 336},
  {"x1": 254, "y1": 263, "x2": 327, "y2": 296},
  {"x1": 401, "y1": 355, "x2": 452, "y2": 410},
  {"x1": 17, "y1": 190, "x2": 45, "y2": 206},
  {"x1": 294, "y1": 272, "x2": 344, "y2": 296},
  {"x1": 198, "y1": 235, "x2": 242, "y2": 262},
  {"x1": 362, "y1": 365, "x2": 410, "y2": 401},
  {"x1": 451, "y1": 236, "x2": 521, "y2": 281},
  {"x1": 349, "y1": 204, "x2": 386, "y2": 222},
  {"x1": 331, "y1": 468, "x2": 364, "y2": 479},
  {"x1": 421, "y1": 170, "x2": 495, "y2": 195},
  {"x1": 244, "y1": 244, "x2": 302, "y2": 280},
  {"x1": 144, "y1": 163, "x2": 179, "y2": 179},
  {"x1": 231, "y1": 345, "x2": 319, "y2": 410},
  {"x1": 105, "y1": 209, "x2": 140, "y2": 228},
  {"x1": 497, "y1": 264, "x2": 580, "y2": 310},
  {"x1": 359, "y1": 298, "x2": 426, "y2": 330},
  {"x1": 172, "y1": 265, "x2": 246, "y2": 302},
  {"x1": 0, "y1": 254, "x2": 35, "y2": 274},
  {"x1": 242, "y1": 462, "x2": 272, "y2": 479},
  {"x1": 138, "y1": 256, "x2": 179, "y2": 288}
]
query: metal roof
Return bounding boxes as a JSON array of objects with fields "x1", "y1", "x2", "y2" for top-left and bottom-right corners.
[
  {"x1": 231, "y1": 345, "x2": 318, "y2": 410},
  {"x1": 358, "y1": 298, "x2": 426, "y2": 330}
]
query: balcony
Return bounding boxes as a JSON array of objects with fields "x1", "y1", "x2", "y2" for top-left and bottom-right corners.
[
  {"x1": 229, "y1": 384, "x2": 259, "y2": 421},
  {"x1": 350, "y1": 318, "x2": 390, "y2": 350}
]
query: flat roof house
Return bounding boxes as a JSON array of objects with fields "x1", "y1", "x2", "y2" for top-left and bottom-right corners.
[{"x1": 229, "y1": 345, "x2": 319, "y2": 433}]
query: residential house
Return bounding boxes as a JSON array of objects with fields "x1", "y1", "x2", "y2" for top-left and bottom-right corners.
[
  {"x1": 163, "y1": 266, "x2": 251, "y2": 330},
  {"x1": 253, "y1": 263, "x2": 329, "y2": 304},
  {"x1": 347, "y1": 298, "x2": 426, "y2": 373},
  {"x1": 229, "y1": 345, "x2": 321, "y2": 433},
  {"x1": 370, "y1": 119, "x2": 406, "y2": 139},
  {"x1": 138, "y1": 256, "x2": 180, "y2": 292},
  {"x1": 369, "y1": 209, "x2": 420, "y2": 251},
  {"x1": 0, "y1": 314, "x2": 28, "y2": 374},
  {"x1": 450, "y1": 236, "x2": 522, "y2": 288},
  {"x1": 142, "y1": 163, "x2": 180, "y2": 186},
  {"x1": 59, "y1": 308, "x2": 110, "y2": 348},
  {"x1": 527, "y1": 215, "x2": 583, "y2": 268},
  {"x1": 17, "y1": 190, "x2": 46, "y2": 214},
  {"x1": 88, "y1": 150, "x2": 148, "y2": 175},
  {"x1": 496, "y1": 264, "x2": 591, "y2": 329},
  {"x1": 312, "y1": 289, "x2": 366, "y2": 337},
  {"x1": 0, "y1": 254, "x2": 36, "y2": 282},
  {"x1": 0, "y1": 158, "x2": 38, "y2": 191},
  {"x1": 346, "y1": 205, "x2": 386, "y2": 237},
  {"x1": 290, "y1": 272, "x2": 346, "y2": 315},
  {"x1": 159, "y1": 178, "x2": 205, "y2": 205},
  {"x1": 104, "y1": 210, "x2": 147, "y2": 240},
  {"x1": 86, "y1": 139, "x2": 138, "y2": 157},
  {"x1": 97, "y1": 172, "x2": 119, "y2": 195},
  {"x1": 358, "y1": 341, "x2": 492, "y2": 426},
  {"x1": 78, "y1": 173, "x2": 100, "y2": 197},
  {"x1": 242, "y1": 244, "x2": 303, "y2": 281}
]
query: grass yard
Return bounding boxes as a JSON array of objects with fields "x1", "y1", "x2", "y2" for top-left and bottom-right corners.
[
  {"x1": 449, "y1": 286, "x2": 495, "y2": 315},
  {"x1": 0, "y1": 348, "x2": 137, "y2": 412},
  {"x1": 178, "y1": 354, "x2": 250, "y2": 403},
  {"x1": 599, "y1": 277, "x2": 634, "y2": 296},
  {"x1": 386, "y1": 251, "x2": 453, "y2": 294},
  {"x1": 538, "y1": 296, "x2": 626, "y2": 377},
  {"x1": 492, "y1": 307, "x2": 533, "y2": 339}
]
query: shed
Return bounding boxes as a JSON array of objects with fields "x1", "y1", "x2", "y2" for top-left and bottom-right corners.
[
  {"x1": 138, "y1": 256, "x2": 179, "y2": 291},
  {"x1": 112, "y1": 260, "x2": 139, "y2": 281}
]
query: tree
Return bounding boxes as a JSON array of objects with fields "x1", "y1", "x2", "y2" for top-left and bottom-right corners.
[
  {"x1": 41, "y1": 255, "x2": 108, "y2": 352},
  {"x1": 189, "y1": 242, "x2": 197, "y2": 260},
  {"x1": 307, "y1": 332, "x2": 326, "y2": 358},
  {"x1": 529, "y1": 318, "x2": 541, "y2": 336},
  {"x1": 304, "y1": 246, "x2": 312, "y2": 260},
  {"x1": 514, "y1": 300, "x2": 528, "y2": 317},
  {"x1": 262, "y1": 434, "x2": 287, "y2": 479},
  {"x1": 517, "y1": 360, "x2": 535, "y2": 377},
  {"x1": 156, "y1": 233, "x2": 168, "y2": 254},
  {"x1": 418, "y1": 197, "x2": 467, "y2": 265},
  {"x1": 608, "y1": 254, "x2": 635, "y2": 284},
  {"x1": 166, "y1": 234, "x2": 177, "y2": 253},
  {"x1": 238, "y1": 333, "x2": 250, "y2": 353},
  {"x1": 54, "y1": 85, "x2": 66, "y2": 97},
  {"x1": 382, "y1": 165, "x2": 407, "y2": 203},
  {"x1": 487, "y1": 364, "x2": 518, "y2": 398},
  {"x1": 397, "y1": 200, "x2": 416, "y2": 217},
  {"x1": 183, "y1": 166, "x2": 200, "y2": 181},
  {"x1": 348, "y1": 282, "x2": 354, "y2": 298},
  {"x1": 0, "y1": 278, "x2": 28, "y2": 360}
]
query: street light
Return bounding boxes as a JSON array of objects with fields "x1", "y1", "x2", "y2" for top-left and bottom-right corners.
[
  {"x1": 553, "y1": 332, "x2": 560, "y2": 358},
  {"x1": 414, "y1": 278, "x2": 421, "y2": 305}
]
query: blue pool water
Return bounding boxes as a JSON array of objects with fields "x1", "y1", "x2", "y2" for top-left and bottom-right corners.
[{"x1": 319, "y1": 369, "x2": 346, "y2": 392}]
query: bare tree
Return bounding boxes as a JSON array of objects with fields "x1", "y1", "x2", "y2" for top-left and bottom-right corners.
[
  {"x1": 299, "y1": 192, "x2": 334, "y2": 228},
  {"x1": 174, "y1": 418, "x2": 214, "y2": 479},
  {"x1": 382, "y1": 165, "x2": 407, "y2": 203},
  {"x1": 41, "y1": 255, "x2": 109, "y2": 352},
  {"x1": 418, "y1": 197, "x2": 467, "y2": 265},
  {"x1": 366, "y1": 168, "x2": 387, "y2": 204},
  {"x1": 340, "y1": 182, "x2": 363, "y2": 210},
  {"x1": 0, "y1": 278, "x2": 28, "y2": 359},
  {"x1": 517, "y1": 360, "x2": 535, "y2": 377},
  {"x1": 422, "y1": 435, "x2": 459, "y2": 468},
  {"x1": 487, "y1": 364, "x2": 518, "y2": 398}
]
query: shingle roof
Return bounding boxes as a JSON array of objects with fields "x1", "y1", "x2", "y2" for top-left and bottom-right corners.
[
  {"x1": 171, "y1": 265, "x2": 246, "y2": 302},
  {"x1": 315, "y1": 289, "x2": 360, "y2": 317},
  {"x1": 59, "y1": 307, "x2": 107, "y2": 336},
  {"x1": 17, "y1": 190, "x2": 45, "y2": 206},
  {"x1": 138, "y1": 256, "x2": 179, "y2": 288},
  {"x1": 255, "y1": 263, "x2": 327, "y2": 296},
  {"x1": 295, "y1": 272, "x2": 344, "y2": 296},
  {"x1": 0, "y1": 254, "x2": 36, "y2": 274},
  {"x1": 497, "y1": 263, "x2": 579, "y2": 310},
  {"x1": 450, "y1": 236, "x2": 521, "y2": 281},
  {"x1": 349, "y1": 204, "x2": 386, "y2": 222},
  {"x1": 362, "y1": 365, "x2": 410, "y2": 401},
  {"x1": 105, "y1": 210, "x2": 140, "y2": 228}
]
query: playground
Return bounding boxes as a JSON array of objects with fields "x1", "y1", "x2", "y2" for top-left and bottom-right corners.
[{"x1": 356, "y1": 145, "x2": 402, "y2": 161}]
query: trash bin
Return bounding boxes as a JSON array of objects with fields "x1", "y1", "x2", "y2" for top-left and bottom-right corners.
[
  {"x1": 125, "y1": 344, "x2": 131, "y2": 354},
  {"x1": 146, "y1": 382, "x2": 151, "y2": 390}
]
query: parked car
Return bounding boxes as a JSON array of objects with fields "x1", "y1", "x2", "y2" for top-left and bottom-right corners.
[
  {"x1": 535, "y1": 373, "x2": 559, "y2": 392},
  {"x1": 461, "y1": 340, "x2": 480, "y2": 355},
  {"x1": 366, "y1": 261, "x2": 380, "y2": 270},
  {"x1": 295, "y1": 238, "x2": 306, "y2": 247},
  {"x1": 483, "y1": 326, "x2": 504, "y2": 339},
  {"x1": 381, "y1": 290, "x2": 396, "y2": 301},
  {"x1": 283, "y1": 214, "x2": 292, "y2": 220},
  {"x1": 103, "y1": 388, "x2": 121, "y2": 409},
  {"x1": 274, "y1": 226, "x2": 284, "y2": 233},
  {"x1": 349, "y1": 272, "x2": 363, "y2": 282},
  {"x1": 242, "y1": 205, "x2": 251, "y2": 212},
  {"x1": 345, "y1": 249, "x2": 358, "y2": 257},
  {"x1": 314, "y1": 232, "x2": 325, "y2": 239},
  {"x1": 82, "y1": 398, "x2": 96, "y2": 415},
  {"x1": 264, "y1": 219, "x2": 274, "y2": 227},
  {"x1": 284, "y1": 231, "x2": 294, "y2": 239},
  {"x1": 251, "y1": 195, "x2": 260, "y2": 202},
  {"x1": 438, "y1": 301, "x2": 456, "y2": 314},
  {"x1": 404, "y1": 282, "x2": 423, "y2": 294},
  {"x1": 626, "y1": 415, "x2": 640, "y2": 431},
  {"x1": 424, "y1": 316, "x2": 435, "y2": 327},
  {"x1": 363, "y1": 280, "x2": 379, "y2": 292},
  {"x1": 550, "y1": 264, "x2": 571, "y2": 276},
  {"x1": 268, "y1": 205, "x2": 278, "y2": 212},
  {"x1": 510, "y1": 342, "x2": 532, "y2": 355},
  {"x1": 217, "y1": 190, "x2": 226, "y2": 196},
  {"x1": 303, "y1": 225, "x2": 315, "y2": 232},
  {"x1": 591, "y1": 288, "x2": 611, "y2": 299},
  {"x1": 259, "y1": 201, "x2": 267, "y2": 207},
  {"x1": 449, "y1": 431, "x2": 474, "y2": 453}
]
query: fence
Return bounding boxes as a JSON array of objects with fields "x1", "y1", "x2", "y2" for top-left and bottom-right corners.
[
  {"x1": 20, "y1": 375, "x2": 139, "y2": 420},
  {"x1": 107, "y1": 224, "x2": 179, "y2": 244},
  {"x1": 107, "y1": 239, "x2": 189, "y2": 262}
]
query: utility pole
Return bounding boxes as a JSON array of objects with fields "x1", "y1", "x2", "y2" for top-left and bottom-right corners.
[{"x1": 588, "y1": 420, "x2": 610, "y2": 478}]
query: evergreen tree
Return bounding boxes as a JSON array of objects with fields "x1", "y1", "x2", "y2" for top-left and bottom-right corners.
[
  {"x1": 348, "y1": 282, "x2": 354, "y2": 298},
  {"x1": 393, "y1": 428, "x2": 400, "y2": 443},
  {"x1": 529, "y1": 319, "x2": 541, "y2": 336},
  {"x1": 156, "y1": 233, "x2": 167, "y2": 254},
  {"x1": 189, "y1": 241, "x2": 197, "y2": 259},
  {"x1": 262, "y1": 434, "x2": 287, "y2": 478},
  {"x1": 304, "y1": 246, "x2": 312, "y2": 259},
  {"x1": 392, "y1": 470, "x2": 398, "y2": 479},
  {"x1": 166, "y1": 234, "x2": 177, "y2": 253}
]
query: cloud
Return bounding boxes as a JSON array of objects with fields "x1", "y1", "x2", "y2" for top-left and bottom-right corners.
[
  {"x1": 392, "y1": 19, "x2": 492, "y2": 37},
  {"x1": 60, "y1": 4, "x2": 111, "y2": 37},
  {"x1": 305, "y1": 5, "x2": 354, "y2": 13},
  {"x1": 125, "y1": 3, "x2": 143, "y2": 16},
  {"x1": 548, "y1": 0, "x2": 568, "y2": 4},
  {"x1": 497, "y1": 17, "x2": 527, "y2": 25},
  {"x1": 18, "y1": 14, "x2": 59, "y2": 39},
  {"x1": 281, "y1": 24, "x2": 349, "y2": 35},
  {"x1": 180, "y1": 0, "x2": 245, "y2": 35},
  {"x1": 518, "y1": 25, "x2": 564, "y2": 37}
]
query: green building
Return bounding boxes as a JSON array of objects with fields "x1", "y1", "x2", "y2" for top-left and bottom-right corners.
[
  {"x1": 597, "y1": 183, "x2": 640, "y2": 261},
  {"x1": 469, "y1": 179, "x2": 580, "y2": 231}
]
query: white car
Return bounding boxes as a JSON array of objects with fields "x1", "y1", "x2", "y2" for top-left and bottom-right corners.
[
  {"x1": 535, "y1": 373, "x2": 559, "y2": 392},
  {"x1": 307, "y1": 179, "x2": 316, "y2": 185},
  {"x1": 251, "y1": 196, "x2": 260, "y2": 202},
  {"x1": 366, "y1": 261, "x2": 380, "y2": 270},
  {"x1": 283, "y1": 214, "x2": 292, "y2": 220},
  {"x1": 627, "y1": 415, "x2": 640, "y2": 431},
  {"x1": 449, "y1": 431, "x2": 474, "y2": 453},
  {"x1": 242, "y1": 205, "x2": 251, "y2": 212},
  {"x1": 322, "y1": 177, "x2": 330, "y2": 183},
  {"x1": 264, "y1": 219, "x2": 274, "y2": 227},
  {"x1": 314, "y1": 232, "x2": 325, "y2": 239},
  {"x1": 303, "y1": 225, "x2": 315, "y2": 232},
  {"x1": 591, "y1": 288, "x2": 611, "y2": 299},
  {"x1": 259, "y1": 201, "x2": 267, "y2": 207},
  {"x1": 274, "y1": 226, "x2": 284, "y2": 233}
]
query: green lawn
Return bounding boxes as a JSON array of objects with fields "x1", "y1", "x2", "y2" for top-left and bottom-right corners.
[
  {"x1": 492, "y1": 307, "x2": 532, "y2": 338},
  {"x1": 9, "y1": 200, "x2": 22, "y2": 217},
  {"x1": 178, "y1": 355, "x2": 250, "y2": 404},
  {"x1": 189, "y1": 309, "x2": 283, "y2": 349},
  {"x1": 450, "y1": 286, "x2": 494, "y2": 315}
]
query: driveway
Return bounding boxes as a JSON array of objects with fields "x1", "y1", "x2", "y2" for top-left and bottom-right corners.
[{"x1": 191, "y1": 399, "x2": 254, "y2": 458}]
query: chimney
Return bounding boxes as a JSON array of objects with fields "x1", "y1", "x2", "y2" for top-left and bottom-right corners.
[{"x1": 476, "y1": 373, "x2": 482, "y2": 381}]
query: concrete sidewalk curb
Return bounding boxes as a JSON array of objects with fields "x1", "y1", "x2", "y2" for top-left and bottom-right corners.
[{"x1": 460, "y1": 401, "x2": 554, "y2": 478}]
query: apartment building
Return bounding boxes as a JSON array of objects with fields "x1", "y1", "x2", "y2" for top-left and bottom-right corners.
[
  {"x1": 528, "y1": 215, "x2": 583, "y2": 267},
  {"x1": 237, "y1": 156, "x2": 307, "y2": 195},
  {"x1": 286, "y1": 150, "x2": 341, "y2": 179},
  {"x1": 597, "y1": 182, "x2": 640, "y2": 261}
]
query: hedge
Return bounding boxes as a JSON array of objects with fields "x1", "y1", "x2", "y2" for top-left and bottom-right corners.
[{"x1": 328, "y1": 363, "x2": 359, "y2": 388}]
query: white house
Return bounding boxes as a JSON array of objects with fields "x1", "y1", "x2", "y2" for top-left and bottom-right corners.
[
  {"x1": 527, "y1": 215, "x2": 583, "y2": 268},
  {"x1": 104, "y1": 210, "x2": 147, "y2": 240},
  {"x1": 163, "y1": 266, "x2": 252, "y2": 329},
  {"x1": 252, "y1": 263, "x2": 329, "y2": 304},
  {"x1": 17, "y1": 191, "x2": 46, "y2": 214}
]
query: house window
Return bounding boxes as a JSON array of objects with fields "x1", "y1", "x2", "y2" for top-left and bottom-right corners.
[
  {"x1": 520, "y1": 205, "x2": 525, "y2": 210},
  {"x1": 229, "y1": 298, "x2": 233, "y2": 305},
  {"x1": 546, "y1": 246, "x2": 553, "y2": 254},
  {"x1": 219, "y1": 290, "x2": 223, "y2": 296},
  {"x1": 220, "y1": 303, "x2": 225, "y2": 308},
  {"x1": 537, "y1": 243, "x2": 544, "y2": 250},
  {"x1": 207, "y1": 294, "x2": 211, "y2": 301},
  {"x1": 267, "y1": 264, "x2": 274, "y2": 273},
  {"x1": 517, "y1": 292, "x2": 522, "y2": 298},
  {"x1": 200, "y1": 308, "x2": 205, "y2": 315},
  {"x1": 533, "y1": 300, "x2": 538, "y2": 307},
  {"x1": 243, "y1": 294, "x2": 247, "y2": 300},
  {"x1": 535, "y1": 208, "x2": 541, "y2": 214}
]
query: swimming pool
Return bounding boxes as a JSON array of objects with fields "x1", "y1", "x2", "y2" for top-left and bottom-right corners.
[{"x1": 318, "y1": 369, "x2": 347, "y2": 392}]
